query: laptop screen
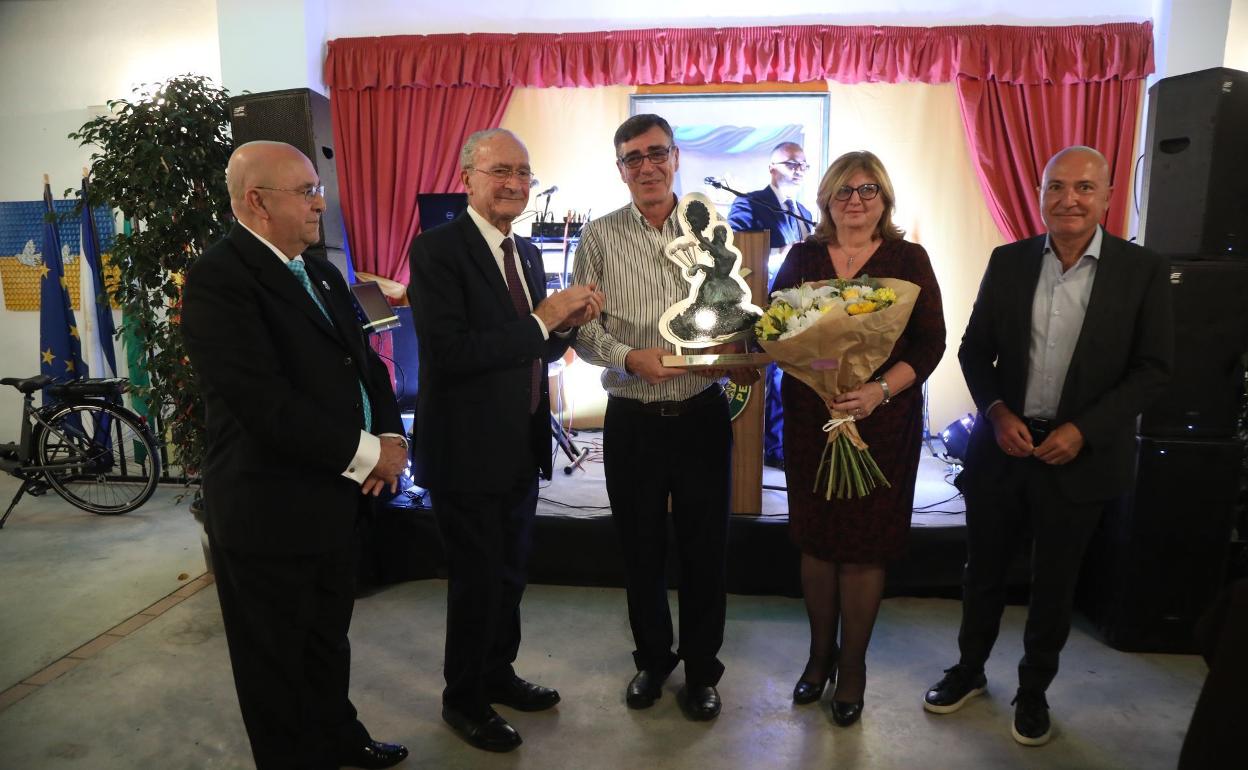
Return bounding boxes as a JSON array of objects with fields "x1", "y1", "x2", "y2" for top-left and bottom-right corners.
[{"x1": 349, "y1": 281, "x2": 401, "y2": 333}]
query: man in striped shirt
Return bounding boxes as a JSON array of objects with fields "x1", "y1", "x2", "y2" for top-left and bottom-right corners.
[{"x1": 573, "y1": 114, "x2": 753, "y2": 721}]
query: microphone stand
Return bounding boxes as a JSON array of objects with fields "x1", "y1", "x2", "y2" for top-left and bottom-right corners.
[{"x1": 705, "y1": 178, "x2": 816, "y2": 227}]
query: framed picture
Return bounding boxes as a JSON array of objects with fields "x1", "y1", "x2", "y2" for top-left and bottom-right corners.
[{"x1": 630, "y1": 92, "x2": 829, "y2": 219}]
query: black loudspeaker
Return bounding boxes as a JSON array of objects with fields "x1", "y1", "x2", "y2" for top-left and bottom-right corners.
[
  {"x1": 1139, "y1": 67, "x2": 1248, "y2": 258},
  {"x1": 1138, "y1": 260, "x2": 1248, "y2": 438},
  {"x1": 1079, "y1": 437, "x2": 1242, "y2": 652},
  {"x1": 229, "y1": 88, "x2": 345, "y2": 252}
]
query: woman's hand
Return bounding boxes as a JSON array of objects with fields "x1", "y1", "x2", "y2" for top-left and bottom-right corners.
[{"x1": 831, "y1": 380, "x2": 886, "y2": 419}]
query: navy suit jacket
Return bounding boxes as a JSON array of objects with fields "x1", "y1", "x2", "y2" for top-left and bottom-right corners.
[
  {"x1": 407, "y1": 211, "x2": 571, "y2": 493},
  {"x1": 183, "y1": 225, "x2": 403, "y2": 555},
  {"x1": 727, "y1": 186, "x2": 813, "y2": 248},
  {"x1": 958, "y1": 231, "x2": 1173, "y2": 503}
]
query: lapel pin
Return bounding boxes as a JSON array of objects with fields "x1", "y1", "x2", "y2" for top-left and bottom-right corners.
[{"x1": 321, "y1": 280, "x2": 330, "y2": 291}]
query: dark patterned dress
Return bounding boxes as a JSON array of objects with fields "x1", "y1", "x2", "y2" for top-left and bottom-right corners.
[{"x1": 774, "y1": 238, "x2": 946, "y2": 562}]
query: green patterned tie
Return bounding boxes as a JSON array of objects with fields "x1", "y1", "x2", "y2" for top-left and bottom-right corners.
[{"x1": 287, "y1": 259, "x2": 373, "y2": 432}]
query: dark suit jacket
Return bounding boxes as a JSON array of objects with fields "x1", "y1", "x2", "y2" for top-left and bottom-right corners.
[
  {"x1": 958, "y1": 231, "x2": 1173, "y2": 503},
  {"x1": 407, "y1": 212, "x2": 571, "y2": 493},
  {"x1": 727, "y1": 186, "x2": 813, "y2": 248},
  {"x1": 183, "y1": 225, "x2": 403, "y2": 554}
]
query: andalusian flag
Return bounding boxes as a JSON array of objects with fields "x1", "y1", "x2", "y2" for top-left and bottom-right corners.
[
  {"x1": 39, "y1": 176, "x2": 87, "y2": 402},
  {"x1": 79, "y1": 174, "x2": 118, "y2": 379}
]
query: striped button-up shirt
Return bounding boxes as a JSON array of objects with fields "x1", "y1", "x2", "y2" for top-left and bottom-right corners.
[{"x1": 572, "y1": 199, "x2": 711, "y2": 402}]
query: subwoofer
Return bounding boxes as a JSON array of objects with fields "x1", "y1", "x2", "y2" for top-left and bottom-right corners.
[
  {"x1": 1079, "y1": 436, "x2": 1242, "y2": 652},
  {"x1": 1138, "y1": 67, "x2": 1248, "y2": 258},
  {"x1": 229, "y1": 88, "x2": 345, "y2": 252}
]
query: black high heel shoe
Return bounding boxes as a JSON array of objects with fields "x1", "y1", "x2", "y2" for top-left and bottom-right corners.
[
  {"x1": 830, "y1": 664, "x2": 865, "y2": 726},
  {"x1": 792, "y1": 654, "x2": 838, "y2": 705}
]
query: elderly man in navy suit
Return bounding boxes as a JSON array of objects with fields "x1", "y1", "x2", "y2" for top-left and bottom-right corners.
[
  {"x1": 407, "y1": 129, "x2": 603, "y2": 753},
  {"x1": 922, "y1": 146, "x2": 1173, "y2": 746},
  {"x1": 183, "y1": 141, "x2": 410, "y2": 770},
  {"x1": 727, "y1": 141, "x2": 815, "y2": 469}
]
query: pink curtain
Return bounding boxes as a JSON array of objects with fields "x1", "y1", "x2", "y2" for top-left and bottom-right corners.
[
  {"x1": 330, "y1": 84, "x2": 512, "y2": 284},
  {"x1": 325, "y1": 24, "x2": 1154, "y2": 88},
  {"x1": 955, "y1": 77, "x2": 1144, "y2": 241},
  {"x1": 324, "y1": 21, "x2": 1154, "y2": 272}
]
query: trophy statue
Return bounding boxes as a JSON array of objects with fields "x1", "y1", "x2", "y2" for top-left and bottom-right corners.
[{"x1": 658, "y1": 193, "x2": 771, "y2": 369}]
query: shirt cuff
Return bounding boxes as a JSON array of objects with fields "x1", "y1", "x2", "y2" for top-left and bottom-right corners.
[
  {"x1": 342, "y1": 431, "x2": 380, "y2": 484},
  {"x1": 984, "y1": 399, "x2": 1006, "y2": 419},
  {"x1": 530, "y1": 313, "x2": 550, "y2": 340},
  {"x1": 610, "y1": 343, "x2": 633, "y2": 374}
]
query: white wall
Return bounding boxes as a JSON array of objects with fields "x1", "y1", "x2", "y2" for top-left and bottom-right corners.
[
  {"x1": 0, "y1": 0, "x2": 221, "y2": 441},
  {"x1": 326, "y1": 0, "x2": 1153, "y2": 36},
  {"x1": 1226, "y1": 0, "x2": 1248, "y2": 70}
]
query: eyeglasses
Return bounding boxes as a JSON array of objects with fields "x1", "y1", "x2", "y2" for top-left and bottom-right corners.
[
  {"x1": 617, "y1": 146, "x2": 674, "y2": 169},
  {"x1": 469, "y1": 166, "x2": 534, "y2": 184},
  {"x1": 833, "y1": 183, "x2": 881, "y2": 202},
  {"x1": 255, "y1": 184, "x2": 325, "y2": 202},
  {"x1": 772, "y1": 160, "x2": 811, "y2": 172}
]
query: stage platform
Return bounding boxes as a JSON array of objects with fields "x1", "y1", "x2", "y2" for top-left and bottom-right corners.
[{"x1": 364, "y1": 431, "x2": 998, "y2": 597}]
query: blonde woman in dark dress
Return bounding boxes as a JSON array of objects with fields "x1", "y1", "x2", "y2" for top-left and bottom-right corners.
[{"x1": 772, "y1": 151, "x2": 946, "y2": 726}]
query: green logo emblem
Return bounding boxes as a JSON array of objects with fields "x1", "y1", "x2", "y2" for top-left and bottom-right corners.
[{"x1": 724, "y1": 381, "x2": 751, "y2": 421}]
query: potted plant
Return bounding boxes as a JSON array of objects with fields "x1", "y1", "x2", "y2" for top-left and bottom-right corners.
[{"x1": 68, "y1": 74, "x2": 232, "y2": 483}]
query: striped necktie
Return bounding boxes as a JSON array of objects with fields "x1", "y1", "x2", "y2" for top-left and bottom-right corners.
[
  {"x1": 287, "y1": 258, "x2": 373, "y2": 432},
  {"x1": 501, "y1": 238, "x2": 542, "y2": 414}
]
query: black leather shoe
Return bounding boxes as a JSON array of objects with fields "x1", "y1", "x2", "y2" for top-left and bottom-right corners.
[
  {"x1": 678, "y1": 685, "x2": 722, "y2": 721},
  {"x1": 626, "y1": 670, "x2": 665, "y2": 709},
  {"x1": 923, "y1": 664, "x2": 987, "y2": 714},
  {"x1": 441, "y1": 705, "x2": 522, "y2": 753},
  {"x1": 830, "y1": 698, "x2": 864, "y2": 726},
  {"x1": 1010, "y1": 689, "x2": 1051, "y2": 746},
  {"x1": 337, "y1": 739, "x2": 409, "y2": 769},
  {"x1": 485, "y1": 675, "x2": 561, "y2": 712}
]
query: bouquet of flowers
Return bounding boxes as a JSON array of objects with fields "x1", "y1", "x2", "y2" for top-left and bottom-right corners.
[{"x1": 755, "y1": 276, "x2": 920, "y2": 499}]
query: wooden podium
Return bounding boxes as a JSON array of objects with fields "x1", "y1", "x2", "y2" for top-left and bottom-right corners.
[{"x1": 729, "y1": 231, "x2": 769, "y2": 515}]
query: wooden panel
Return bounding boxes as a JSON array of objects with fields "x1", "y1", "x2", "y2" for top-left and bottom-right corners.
[{"x1": 730, "y1": 230, "x2": 770, "y2": 515}]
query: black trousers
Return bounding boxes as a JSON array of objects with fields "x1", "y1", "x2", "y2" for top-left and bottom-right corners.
[
  {"x1": 210, "y1": 537, "x2": 367, "y2": 770},
  {"x1": 957, "y1": 457, "x2": 1104, "y2": 693},
  {"x1": 603, "y1": 390, "x2": 733, "y2": 686},
  {"x1": 432, "y1": 473, "x2": 538, "y2": 715}
]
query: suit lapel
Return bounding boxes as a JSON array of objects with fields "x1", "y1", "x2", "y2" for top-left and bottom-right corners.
[
  {"x1": 458, "y1": 214, "x2": 515, "y2": 313},
  {"x1": 1058, "y1": 233, "x2": 1122, "y2": 411},
  {"x1": 1013, "y1": 236, "x2": 1046, "y2": 368},
  {"x1": 303, "y1": 255, "x2": 366, "y2": 356},
  {"x1": 516, "y1": 236, "x2": 546, "y2": 306},
  {"x1": 228, "y1": 226, "x2": 341, "y2": 344}
]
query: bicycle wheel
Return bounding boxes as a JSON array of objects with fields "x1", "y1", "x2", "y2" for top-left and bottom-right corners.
[{"x1": 36, "y1": 402, "x2": 161, "y2": 515}]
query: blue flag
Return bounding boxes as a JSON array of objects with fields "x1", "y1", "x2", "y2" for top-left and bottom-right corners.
[
  {"x1": 79, "y1": 175, "x2": 118, "y2": 378},
  {"x1": 39, "y1": 178, "x2": 87, "y2": 399}
]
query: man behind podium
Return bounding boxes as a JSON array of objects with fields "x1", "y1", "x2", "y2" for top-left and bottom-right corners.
[
  {"x1": 183, "y1": 141, "x2": 409, "y2": 770},
  {"x1": 727, "y1": 141, "x2": 815, "y2": 469},
  {"x1": 407, "y1": 129, "x2": 603, "y2": 753}
]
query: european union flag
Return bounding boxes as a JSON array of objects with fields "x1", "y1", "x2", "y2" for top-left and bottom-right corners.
[
  {"x1": 39, "y1": 177, "x2": 87, "y2": 399},
  {"x1": 79, "y1": 175, "x2": 118, "y2": 378}
]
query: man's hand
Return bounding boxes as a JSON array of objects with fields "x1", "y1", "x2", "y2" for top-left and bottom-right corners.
[
  {"x1": 1033, "y1": 423, "x2": 1084, "y2": 465},
  {"x1": 987, "y1": 403, "x2": 1035, "y2": 458},
  {"x1": 692, "y1": 342, "x2": 760, "y2": 386},
  {"x1": 535, "y1": 283, "x2": 605, "y2": 332},
  {"x1": 624, "y1": 347, "x2": 687, "y2": 385},
  {"x1": 362, "y1": 436, "x2": 407, "y2": 496}
]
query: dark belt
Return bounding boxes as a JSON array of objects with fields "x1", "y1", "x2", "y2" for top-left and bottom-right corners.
[
  {"x1": 609, "y1": 385, "x2": 724, "y2": 417},
  {"x1": 1024, "y1": 417, "x2": 1054, "y2": 444}
]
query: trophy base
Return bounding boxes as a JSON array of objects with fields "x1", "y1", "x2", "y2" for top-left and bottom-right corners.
[{"x1": 661, "y1": 352, "x2": 773, "y2": 369}]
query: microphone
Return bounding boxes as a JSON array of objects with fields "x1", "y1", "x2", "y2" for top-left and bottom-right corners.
[
  {"x1": 529, "y1": 176, "x2": 541, "y2": 189},
  {"x1": 704, "y1": 176, "x2": 726, "y2": 190},
  {"x1": 536, "y1": 185, "x2": 558, "y2": 197}
]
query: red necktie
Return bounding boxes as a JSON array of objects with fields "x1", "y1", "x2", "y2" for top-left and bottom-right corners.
[{"x1": 501, "y1": 238, "x2": 542, "y2": 413}]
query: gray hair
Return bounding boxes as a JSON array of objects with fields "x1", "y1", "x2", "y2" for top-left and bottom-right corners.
[{"x1": 460, "y1": 128, "x2": 518, "y2": 170}]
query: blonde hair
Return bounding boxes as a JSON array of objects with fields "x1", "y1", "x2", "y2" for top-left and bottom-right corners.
[{"x1": 811, "y1": 151, "x2": 905, "y2": 245}]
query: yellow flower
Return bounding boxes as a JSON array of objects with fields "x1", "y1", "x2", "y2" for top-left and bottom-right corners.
[
  {"x1": 842, "y1": 288, "x2": 861, "y2": 300},
  {"x1": 870, "y1": 287, "x2": 896, "y2": 303},
  {"x1": 756, "y1": 314, "x2": 779, "y2": 338},
  {"x1": 846, "y1": 301, "x2": 878, "y2": 315}
]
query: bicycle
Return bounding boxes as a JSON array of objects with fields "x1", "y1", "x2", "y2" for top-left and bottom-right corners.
[{"x1": 0, "y1": 375, "x2": 161, "y2": 528}]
